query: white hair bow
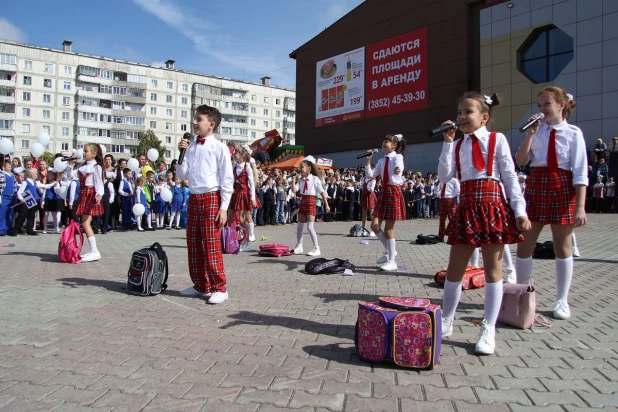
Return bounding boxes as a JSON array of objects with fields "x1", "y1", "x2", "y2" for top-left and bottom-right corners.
[
  {"x1": 566, "y1": 93, "x2": 574, "y2": 102},
  {"x1": 395, "y1": 134, "x2": 403, "y2": 141},
  {"x1": 303, "y1": 155, "x2": 316, "y2": 164},
  {"x1": 484, "y1": 95, "x2": 493, "y2": 106}
]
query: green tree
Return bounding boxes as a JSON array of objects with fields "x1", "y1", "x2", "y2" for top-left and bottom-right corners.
[
  {"x1": 136, "y1": 129, "x2": 166, "y2": 164},
  {"x1": 41, "y1": 151, "x2": 55, "y2": 166}
]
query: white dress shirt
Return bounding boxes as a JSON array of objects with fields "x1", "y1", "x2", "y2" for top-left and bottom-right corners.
[
  {"x1": 107, "y1": 181, "x2": 115, "y2": 204},
  {"x1": 435, "y1": 179, "x2": 460, "y2": 199},
  {"x1": 438, "y1": 126, "x2": 526, "y2": 218},
  {"x1": 235, "y1": 162, "x2": 256, "y2": 201},
  {"x1": 527, "y1": 120, "x2": 588, "y2": 186},
  {"x1": 118, "y1": 178, "x2": 134, "y2": 197},
  {"x1": 361, "y1": 177, "x2": 376, "y2": 192},
  {"x1": 176, "y1": 134, "x2": 234, "y2": 210},
  {"x1": 299, "y1": 174, "x2": 325, "y2": 196},
  {"x1": 365, "y1": 152, "x2": 404, "y2": 186},
  {"x1": 78, "y1": 160, "x2": 105, "y2": 197}
]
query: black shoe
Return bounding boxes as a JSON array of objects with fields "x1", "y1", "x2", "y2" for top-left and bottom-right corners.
[
  {"x1": 0, "y1": 233, "x2": 5, "y2": 237},
  {"x1": 8, "y1": 232, "x2": 16, "y2": 237},
  {"x1": 27, "y1": 231, "x2": 39, "y2": 236},
  {"x1": 101, "y1": 231, "x2": 107, "y2": 235},
  {"x1": 145, "y1": 227, "x2": 156, "y2": 231}
]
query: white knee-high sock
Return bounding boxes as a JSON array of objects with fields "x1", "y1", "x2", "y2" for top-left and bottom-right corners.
[
  {"x1": 469, "y1": 248, "x2": 480, "y2": 267},
  {"x1": 442, "y1": 280, "x2": 462, "y2": 319},
  {"x1": 503, "y1": 244, "x2": 513, "y2": 268},
  {"x1": 53, "y1": 212, "x2": 61, "y2": 231},
  {"x1": 168, "y1": 212, "x2": 175, "y2": 227},
  {"x1": 484, "y1": 280, "x2": 503, "y2": 326},
  {"x1": 296, "y1": 222, "x2": 304, "y2": 245},
  {"x1": 571, "y1": 232, "x2": 578, "y2": 249},
  {"x1": 137, "y1": 218, "x2": 143, "y2": 230},
  {"x1": 376, "y1": 230, "x2": 388, "y2": 253},
  {"x1": 387, "y1": 238, "x2": 397, "y2": 263},
  {"x1": 248, "y1": 222, "x2": 255, "y2": 237},
  {"x1": 146, "y1": 214, "x2": 152, "y2": 228},
  {"x1": 307, "y1": 222, "x2": 318, "y2": 247},
  {"x1": 175, "y1": 212, "x2": 181, "y2": 227},
  {"x1": 42, "y1": 212, "x2": 49, "y2": 231},
  {"x1": 516, "y1": 257, "x2": 533, "y2": 284},
  {"x1": 556, "y1": 257, "x2": 573, "y2": 303},
  {"x1": 88, "y1": 236, "x2": 98, "y2": 253}
]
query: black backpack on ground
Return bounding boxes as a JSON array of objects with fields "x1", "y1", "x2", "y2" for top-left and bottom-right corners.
[
  {"x1": 305, "y1": 258, "x2": 356, "y2": 275},
  {"x1": 533, "y1": 241, "x2": 555, "y2": 259},
  {"x1": 415, "y1": 234, "x2": 442, "y2": 245},
  {"x1": 127, "y1": 242, "x2": 169, "y2": 296}
]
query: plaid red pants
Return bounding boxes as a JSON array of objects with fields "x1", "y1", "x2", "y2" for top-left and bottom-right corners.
[
  {"x1": 186, "y1": 191, "x2": 227, "y2": 293},
  {"x1": 438, "y1": 198, "x2": 456, "y2": 239}
]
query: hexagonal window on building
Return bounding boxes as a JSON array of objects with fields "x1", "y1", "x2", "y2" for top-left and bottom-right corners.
[{"x1": 517, "y1": 25, "x2": 574, "y2": 84}]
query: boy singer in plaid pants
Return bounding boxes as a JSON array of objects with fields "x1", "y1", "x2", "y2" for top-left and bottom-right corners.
[{"x1": 176, "y1": 105, "x2": 234, "y2": 304}]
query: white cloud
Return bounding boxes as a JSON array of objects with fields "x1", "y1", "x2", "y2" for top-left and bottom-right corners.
[{"x1": 0, "y1": 18, "x2": 27, "y2": 42}]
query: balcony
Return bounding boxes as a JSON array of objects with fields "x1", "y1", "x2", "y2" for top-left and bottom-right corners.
[
  {"x1": 0, "y1": 79, "x2": 15, "y2": 88},
  {"x1": 112, "y1": 108, "x2": 146, "y2": 118},
  {"x1": 0, "y1": 129, "x2": 15, "y2": 137},
  {"x1": 283, "y1": 103, "x2": 295, "y2": 111},
  {"x1": 0, "y1": 112, "x2": 16, "y2": 121},
  {"x1": 219, "y1": 107, "x2": 249, "y2": 117},
  {"x1": 77, "y1": 74, "x2": 100, "y2": 84},
  {"x1": 122, "y1": 94, "x2": 147, "y2": 104},
  {"x1": 77, "y1": 88, "x2": 113, "y2": 101},
  {"x1": 221, "y1": 94, "x2": 249, "y2": 104},
  {"x1": 76, "y1": 134, "x2": 114, "y2": 145},
  {"x1": 111, "y1": 123, "x2": 146, "y2": 132},
  {"x1": 220, "y1": 120, "x2": 248, "y2": 129},
  {"x1": 0, "y1": 63, "x2": 17, "y2": 72},
  {"x1": 77, "y1": 105, "x2": 112, "y2": 115},
  {"x1": 77, "y1": 119, "x2": 112, "y2": 130},
  {"x1": 0, "y1": 95, "x2": 15, "y2": 104}
]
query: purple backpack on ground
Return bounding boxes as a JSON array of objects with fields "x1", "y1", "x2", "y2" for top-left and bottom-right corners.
[
  {"x1": 221, "y1": 225, "x2": 240, "y2": 254},
  {"x1": 355, "y1": 297, "x2": 442, "y2": 370}
]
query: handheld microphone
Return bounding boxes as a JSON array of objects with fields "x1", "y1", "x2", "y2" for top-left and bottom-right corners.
[
  {"x1": 61, "y1": 155, "x2": 78, "y2": 162},
  {"x1": 356, "y1": 149, "x2": 378, "y2": 159},
  {"x1": 519, "y1": 113, "x2": 545, "y2": 133},
  {"x1": 177, "y1": 132, "x2": 192, "y2": 165},
  {"x1": 429, "y1": 121, "x2": 460, "y2": 138}
]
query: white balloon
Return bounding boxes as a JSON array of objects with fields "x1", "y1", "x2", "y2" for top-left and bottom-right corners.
[
  {"x1": 147, "y1": 148, "x2": 159, "y2": 162},
  {"x1": 30, "y1": 142, "x2": 45, "y2": 158},
  {"x1": 57, "y1": 186, "x2": 68, "y2": 200},
  {"x1": 0, "y1": 138, "x2": 14, "y2": 155},
  {"x1": 76, "y1": 148, "x2": 84, "y2": 160},
  {"x1": 160, "y1": 187, "x2": 173, "y2": 202},
  {"x1": 99, "y1": 144, "x2": 106, "y2": 156},
  {"x1": 132, "y1": 203, "x2": 145, "y2": 216},
  {"x1": 36, "y1": 131, "x2": 50, "y2": 147},
  {"x1": 53, "y1": 157, "x2": 68, "y2": 172},
  {"x1": 127, "y1": 158, "x2": 140, "y2": 171}
]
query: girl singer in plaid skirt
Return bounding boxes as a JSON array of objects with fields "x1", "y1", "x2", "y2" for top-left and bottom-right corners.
[
  {"x1": 437, "y1": 92, "x2": 531, "y2": 356},
  {"x1": 227, "y1": 146, "x2": 258, "y2": 250},
  {"x1": 365, "y1": 134, "x2": 408, "y2": 272},
  {"x1": 291, "y1": 156, "x2": 330, "y2": 257},
  {"x1": 176, "y1": 105, "x2": 234, "y2": 305},
  {"x1": 515, "y1": 86, "x2": 587, "y2": 322}
]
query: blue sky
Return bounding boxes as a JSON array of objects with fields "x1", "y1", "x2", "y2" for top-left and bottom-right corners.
[{"x1": 0, "y1": 0, "x2": 364, "y2": 89}]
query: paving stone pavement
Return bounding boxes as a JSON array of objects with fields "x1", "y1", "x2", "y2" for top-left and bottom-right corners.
[{"x1": 0, "y1": 215, "x2": 617, "y2": 411}]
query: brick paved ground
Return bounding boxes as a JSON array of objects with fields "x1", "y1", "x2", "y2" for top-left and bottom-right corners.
[{"x1": 0, "y1": 215, "x2": 617, "y2": 411}]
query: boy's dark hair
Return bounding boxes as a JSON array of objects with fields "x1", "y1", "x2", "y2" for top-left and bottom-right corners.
[
  {"x1": 146, "y1": 170, "x2": 154, "y2": 176},
  {"x1": 123, "y1": 168, "x2": 132, "y2": 174},
  {"x1": 4, "y1": 160, "x2": 11, "y2": 167},
  {"x1": 195, "y1": 105, "x2": 222, "y2": 131}
]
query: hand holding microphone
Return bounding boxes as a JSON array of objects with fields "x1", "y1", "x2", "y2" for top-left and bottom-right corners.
[
  {"x1": 177, "y1": 132, "x2": 192, "y2": 165},
  {"x1": 519, "y1": 113, "x2": 544, "y2": 134},
  {"x1": 356, "y1": 149, "x2": 378, "y2": 159},
  {"x1": 430, "y1": 120, "x2": 459, "y2": 143}
]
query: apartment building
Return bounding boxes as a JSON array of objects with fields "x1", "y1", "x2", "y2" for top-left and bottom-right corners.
[{"x1": 0, "y1": 40, "x2": 296, "y2": 161}]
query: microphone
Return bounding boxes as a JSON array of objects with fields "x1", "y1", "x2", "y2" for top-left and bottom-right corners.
[
  {"x1": 61, "y1": 155, "x2": 78, "y2": 162},
  {"x1": 429, "y1": 121, "x2": 460, "y2": 137},
  {"x1": 177, "y1": 132, "x2": 192, "y2": 165},
  {"x1": 356, "y1": 149, "x2": 378, "y2": 159},
  {"x1": 519, "y1": 113, "x2": 545, "y2": 133}
]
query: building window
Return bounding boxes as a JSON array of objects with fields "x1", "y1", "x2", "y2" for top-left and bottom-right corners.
[
  {"x1": 150, "y1": 121, "x2": 156, "y2": 128},
  {"x1": 264, "y1": 97, "x2": 269, "y2": 103},
  {"x1": 150, "y1": 93, "x2": 157, "y2": 101},
  {"x1": 251, "y1": 95, "x2": 257, "y2": 101},
  {"x1": 43, "y1": 94, "x2": 51, "y2": 103},
  {"x1": 150, "y1": 107, "x2": 157, "y2": 115},
  {"x1": 251, "y1": 131, "x2": 256, "y2": 138},
  {"x1": 518, "y1": 25, "x2": 574, "y2": 84},
  {"x1": 263, "y1": 109, "x2": 269, "y2": 115},
  {"x1": 275, "y1": 121, "x2": 281, "y2": 128},
  {"x1": 166, "y1": 95, "x2": 173, "y2": 103},
  {"x1": 63, "y1": 97, "x2": 70, "y2": 105},
  {"x1": 22, "y1": 108, "x2": 30, "y2": 117},
  {"x1": 22, "y1": 124, "x2": 30, "y2": 133},
  {"x1": 43, "y1": 126, "x2": 50, "y2": 135},
  {"x1": 23, "y1": 76, "x2": 31, "y2": 85},
  {"x1": 43, "y1": 79, "x2": 52, "y2": 88},
  {"x1": 165, "y1": 150, "x2": 171, "y2": 157},
  {"x1": 64, "y1": 66, "x2": 72, "y2": 75},
  {"x1": 129, "y1": 147, "x2": 137, "y2": 155},
  {"x1": 275, "y1": 110, "x2": 281, "y2": 117},
  {"x1": 62, "y1": 112, "x2": 70, "y2": 120},
  {"x1": 166, "y1": 108, "x2": 172, "y2": 116},
  {"x1": 221, "y1": 127, "x2": 231, "y2": 134},
  {"x1": 151, "y1": 79, "x2": 158, "y2": 87},
  {"x1": 263, "y1": 121, "x2": 268, "y2": 127},
  {"x1": 165, "y1": 136, "x2": 171, "y2": 143},
  {"x1": 62, "y1": 142, "x2": 69, "y2": 150},
  {"x1": 23, "y1": 92, "x2": 30, "y2": 101},
  {"x1": 276, "y1": 98, "x2": 282, "y2": 105},
  {"x1": 22, "y1": 139, "x2": 29, "y2": 148},
  {"x1": 166, "y1": 122, "x2": 172, "y2": 130},
  {"x1": 182, "y1": 83, "x2": 188, "y2": 92},
  {"x1": 181, "y1": 97, "x2": 188, "y2": 104},
  {"x1": 181, "y1": 124, "x2": 187, "y2": 131},
  {"x1": 250, "y1": 119, "x2": 256, "y2": 126},
  {"x1": 24, "y1": 60, "x2": 32, "y2": 70},
  {"x1": 167, "y1": 81, "x2": 173, "y2": 89},
  {"x1": 64, "y1": 81, "x2": 71, "y2": 90},
  {"x1": 43, "y1": 110, "x2": 50, "y2": 119},
  {"x1": 181, "y1": 110, "x2": 187, "y2": 118},
  {"x1": 251, "y1": 107, "x2": 256, "y2": 114},
  {"x1": 62, "y1": 128, "x2": 69, "y2": 136},
  {"x1": 44, "y1": 63, "x2": 53, "y2": 73}
]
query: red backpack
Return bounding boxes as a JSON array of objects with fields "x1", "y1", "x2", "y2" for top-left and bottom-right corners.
[{"x1": 58, "y1": 220, "x2": 84, "y2": 264}]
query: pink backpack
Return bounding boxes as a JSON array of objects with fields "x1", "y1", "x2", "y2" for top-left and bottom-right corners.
[
  {"x1": 58, "y1": 220, "x2": 84, "y2": 264},
  {"x1": 259, "y1": 244, "x2": 292, "y2": 257}
]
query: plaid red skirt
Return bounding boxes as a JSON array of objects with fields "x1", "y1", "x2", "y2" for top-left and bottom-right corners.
[
  {"x1": 361, "y1": 191, "x2": 377, "y2": 210},
  {"x1": 526, "y1": 167, "x2": 576, "y2": 225},
  {"x1": 74, "y1": 186, "x2": 104, "y2": 217},
  {"x1": 445, "y1": 180, "x2": 523, "y2": 246},
  {"x1": 230, "y1": 190, "x2": 252, "y2": 211},
  {"x1": 373, "y1": 185, "x2": 406, "y2": 221},
  {"x1": 299, "y1": 195, "x2": 317, "y2": 216}
]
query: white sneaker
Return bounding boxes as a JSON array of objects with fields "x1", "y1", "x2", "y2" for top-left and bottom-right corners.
[
  {"x1": 240, "y1": 242, "x2": 253, "y2": 252},
  {"x1": 81, "y1": 251, "x2": 101, "y2": 262},
  {"x1": 80, "y1": 252, "x2": 91, "y2": 260},
  {"x1": 442, "y1": 317, "x2": 454, "y2": 338},
  {"x1": 369, "y1": 231, "x2": 376, "y2": 237},
  {"x1": 376, "y1": 250, "x2": 396, "y2": 265},
  {"x1": 572, "y1": 247, "x2": 580, "y2": 257},
  {"x1": 380, "y1": 261, "x2": 398, "y2": 271},
  {"x1": 553, "y1": 300, "x2": 571, "y2": 320},
  {"x1": 293, "y1": 244, "x2": 303, "y2": 254},
  {"x1": 208, "y1": 291, "x2": 228, "y2": 304},
  {"x1": 42, "y1": 231, "x2": 48, "y2": 234},
  {"x1": 307, "y1": 246, "x2": 321, "y2": 257},
  {"x1": 249, "y1": 234, "x2": 256, "y2": 242},
  {"x1": 505, "y1": 266, "x2": 516, "y2": 284},
  {"x1": 475, "y1": 319, "x2": 496, "y2": 355},
  {"x1": 179, "y1": 286, "x2": 212, "y2": 298},
  {"x1": 53, "y1": 228, "x2": 61, "y2": 234}
]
